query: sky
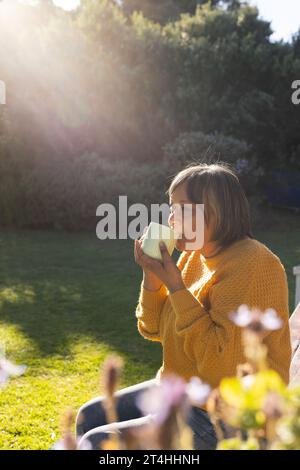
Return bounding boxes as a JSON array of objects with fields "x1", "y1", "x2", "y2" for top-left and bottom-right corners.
[
  {"x1": 20, "y1": 0, "x2": 300, "y2": 42},
  {"x1": 52, "y1": 0, "x2": 80, "y2": 11},
  {"x1": 250, "y1": 0, "x2": 300, "y2": 41}
]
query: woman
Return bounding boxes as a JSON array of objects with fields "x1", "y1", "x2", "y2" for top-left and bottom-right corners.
[{"x1": 76, "y1": 163, "x2": 292, "y2": 450}]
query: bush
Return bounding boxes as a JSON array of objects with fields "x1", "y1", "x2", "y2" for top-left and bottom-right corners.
[
  {"x1": 163, "y1": 130, "x2": 264, "y2": 196},
  {"x1": 0, "y1": 153, "x2": 171, "y2": 231}
]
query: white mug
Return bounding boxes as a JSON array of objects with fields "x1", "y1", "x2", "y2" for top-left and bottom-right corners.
[{"x1": 141, "y1": 222, "x2": 178, "y2": 261}]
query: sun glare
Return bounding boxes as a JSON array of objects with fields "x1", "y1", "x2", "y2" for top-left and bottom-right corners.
[{"x1": 52, "y1": 0, "x2": 81, "y2": 11}]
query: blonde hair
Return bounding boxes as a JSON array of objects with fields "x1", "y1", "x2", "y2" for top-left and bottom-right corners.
[{"x1": 166, "y1": 162, "x2": 253, "y2": 248}]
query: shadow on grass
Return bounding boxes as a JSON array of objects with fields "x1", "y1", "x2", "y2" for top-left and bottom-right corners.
[{"x1": 0, "y1": 230, "x2": 163, "y2": 374}]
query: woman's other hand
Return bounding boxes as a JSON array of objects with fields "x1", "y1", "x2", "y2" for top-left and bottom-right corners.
[{"x1": 134, "y1": 235, "x2": 185, "y2": 293}]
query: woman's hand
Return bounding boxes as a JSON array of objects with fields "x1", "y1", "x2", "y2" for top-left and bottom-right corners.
[
  {"x1": 134, "y1": 228, "x2": 163, "y2": 291},
  {"x1": 134, "y1": 236, "x2": 185, "y2": 294}
]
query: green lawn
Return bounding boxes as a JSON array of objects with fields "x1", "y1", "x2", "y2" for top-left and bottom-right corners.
[{"x1": 0, "y1": 230, "x2": 299, "y2": 449}]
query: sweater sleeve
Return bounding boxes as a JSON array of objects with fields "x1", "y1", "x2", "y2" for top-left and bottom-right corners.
[
  {"x1": 168, "y1": 253, "x2": 291, "y2": 387},
  {"x1": 135, "y1": 282, "x2": 168, "y2": 342}
]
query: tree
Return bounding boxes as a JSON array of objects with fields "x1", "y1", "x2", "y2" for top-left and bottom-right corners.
[
  {"x1": 79, "y1": 1, "x2": 244, "y2": 25},
  {"x1": 1, "y1": 0, "x2": 300, "y2": 230},
  {"x1": 121, "y1": 0, "x2": 224, "y2": 24}
]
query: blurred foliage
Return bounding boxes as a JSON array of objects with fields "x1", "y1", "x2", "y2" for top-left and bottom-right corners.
[
  {"x1": 162, "y1": 131, "x2": 264, "y2": 196},
  {"x1": 0, "y1": 0, "x2": 300, "y2": 229}
]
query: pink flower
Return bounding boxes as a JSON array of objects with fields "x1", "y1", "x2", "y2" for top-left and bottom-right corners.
[
  {"x1": 230, "y1": 305, "x2": 282, "y2": 333},
  {"x1": 186, "y1": 376, "x2": 211, "y2": 406},
  {"x1": 52, "y1": 437, "x2": 92, "y2": 450},
  {"x1": 136, "y1": 374, "x2": 187, "y2": 424},
  {"x1": 136, "y1": 374, "x2": 211, "y2": 424}
]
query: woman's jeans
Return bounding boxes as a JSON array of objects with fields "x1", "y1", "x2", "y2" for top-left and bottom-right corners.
[{"x1": 76, "y1": 377, "x2": 224, "y2": 450}]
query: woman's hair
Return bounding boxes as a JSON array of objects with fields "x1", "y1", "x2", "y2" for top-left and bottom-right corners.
[{"x1": 166, "y1": 162, "x2": 253, "y2": 248}]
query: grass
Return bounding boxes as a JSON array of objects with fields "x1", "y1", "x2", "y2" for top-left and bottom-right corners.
[{"x1": 0, "y1": 229, "x2": 299, "y2": 449}]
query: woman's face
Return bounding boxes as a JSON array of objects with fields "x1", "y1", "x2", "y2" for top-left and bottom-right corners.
[{"x1": 168, "y1": 183, "x2": 211, "y2": 252}]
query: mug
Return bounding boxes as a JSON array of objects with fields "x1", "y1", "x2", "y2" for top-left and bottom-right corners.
[{"x1": 141, "y1": 222, "x2": 178, "y2": 261}]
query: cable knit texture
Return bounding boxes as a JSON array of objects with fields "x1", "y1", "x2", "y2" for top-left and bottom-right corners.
[{"x1": 135, "y1": 237, "x2": 292, "y2": 389}]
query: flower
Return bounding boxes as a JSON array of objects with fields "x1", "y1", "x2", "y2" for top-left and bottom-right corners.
[
  {"x1": 52, "y1": 437, "x2": 92, "y2": 450},
  {"x1": 236, "y1": 363, "x2": 255, "y2": 378},
  {"x1": 230, "y1": 305, "x2": 282, "y2": 333},
  {"x1": 241, "y1": 374, "x2": 256, "y2": 390},
  {"x1": 102, "y1": 355, "x2": 123, "y2": 398},
  {"x1": 262, "y1": 392, "x2": 284, "y2": 420},
  {"x1": 217, "y1": 437, "x2": 260, "y2": 450},
  {"x1": 186, "y1": 376, "x2": 211, "y2": 407},
  {"x1": 101, "y1": 355, "x2": 124, "y2": 449},
  {"x1": 136, "y1": 374, "x2": 187, "y2": 424},
  {"x1": 53, "y1": 409, "x2": 92, "y2": 450},
  {"x1": 0, "y1": 356, "x2": 27, "y2": 387}
]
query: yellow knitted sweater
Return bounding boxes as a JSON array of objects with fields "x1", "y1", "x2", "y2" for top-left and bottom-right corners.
[{"x1": 135, "y1": 237, "x2": 292, "y2": 388}]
